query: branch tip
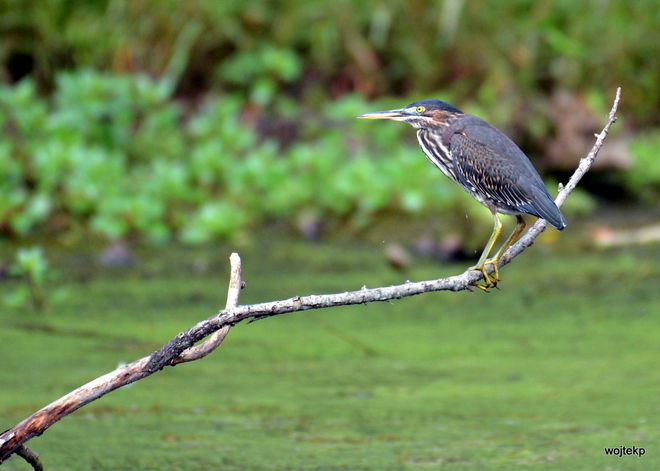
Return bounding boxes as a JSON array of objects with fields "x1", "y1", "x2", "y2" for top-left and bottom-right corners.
[{"x1": 170, "y1": 252, "x2": 243, "y2": 365}]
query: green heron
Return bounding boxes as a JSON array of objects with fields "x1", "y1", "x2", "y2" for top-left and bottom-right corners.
[{"x1": 357, "y1": 99, "x2": 566, "y2": 288}]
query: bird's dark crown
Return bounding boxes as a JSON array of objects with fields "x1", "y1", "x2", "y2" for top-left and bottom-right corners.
[{"x1": 404, "y1": 99, "x2": 463, "y2": 115}]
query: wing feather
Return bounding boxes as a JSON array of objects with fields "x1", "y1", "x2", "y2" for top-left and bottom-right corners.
[{"x1": 448, "y1": 115, "x2": 566, "y2": 230}]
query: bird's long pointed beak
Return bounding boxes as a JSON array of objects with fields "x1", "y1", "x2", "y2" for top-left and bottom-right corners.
[{"x1": 355, "y1": 109, "x2": 408, "y2": 121}]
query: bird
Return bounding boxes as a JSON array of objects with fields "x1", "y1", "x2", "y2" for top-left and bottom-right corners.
[{"x1": 356, "y1": 99, "x2": 566, "y2": 288}]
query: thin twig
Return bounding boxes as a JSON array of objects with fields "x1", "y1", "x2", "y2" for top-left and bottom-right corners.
[
  {"x1": 498, "y1": 86, "x2": 621, "y2": 267},
  {"x1": 0, "y1": 89, "x2": 621, "y2": 465},
  {"x1": 15, "y1": 445, "x2": 43, "y2": 471}
]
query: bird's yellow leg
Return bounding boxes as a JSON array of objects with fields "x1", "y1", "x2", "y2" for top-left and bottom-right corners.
[
  {"x1": 484, "y1": 215, "x2": 526, "y2": 284},
  {"x1": 469, "y1": 213, "x2": 502, "y2": 288}
]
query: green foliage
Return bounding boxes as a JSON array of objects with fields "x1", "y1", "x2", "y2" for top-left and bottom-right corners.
[
  {"x1": 1, "y1": 68, "x2": 616, "y2": 244},
  {"x1": 1, "y1": 1, "x2": 657, "y2": 243},
  {"x1": 5, "y1": 246, "x2": 49, "y2": 312},
  {"x1": 0, "y1": 72, "x2": 472, "y2": 243},
  {"x1": 1, "y1": 1, "x2": 659, "y2": 122},
  {"x1": 216, "y1": 44, "x2": 302, "y2": 106},
  {"x1": 558, "y1": 186, "x2": 597, "y2": 217},
  {"x1": 13, "y1": 246, "x2": 48, "y2": 285},
  {"x1": 626, "y1": 131, "x2": 660, "y2": 202}
]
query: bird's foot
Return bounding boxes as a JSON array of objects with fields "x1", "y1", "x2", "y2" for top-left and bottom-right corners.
[
  {"x1": 469, "y1": 260, "x2": 500, "y2": 291},
  {"x1": 469, "y1": 266, "x2": 494, "y2": 291},
  {"x1": 484, "y1": 258, "x2": 501, "y2": 286}
]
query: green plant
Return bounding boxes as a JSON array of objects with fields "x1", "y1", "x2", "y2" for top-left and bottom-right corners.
[
  {"x1": 0, "y1": 72, "x2": 598, "y2": 245},
  {"x1": 2, "y1": 1, "x2": 657, "y2": 122},
  {"x1": 626, "y1": 131, "x2": 660, "y2": 202},
  {"x1": 216, "y1": 44, "x2": 302, "y2": 107},
  {"x1": 7, "y1": 247, "x2": 49, "y2": 312}
]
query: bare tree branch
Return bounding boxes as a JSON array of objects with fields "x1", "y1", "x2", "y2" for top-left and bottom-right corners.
[
  {"x1": 0, "y1": 88, "x2": 621, "y2": 466},
  {"x1": 498, "y1": 86, "x2": 621, "y2": 268},
  {"x1": 1, "y1": 254, "x2": 244, "y2": 466}
]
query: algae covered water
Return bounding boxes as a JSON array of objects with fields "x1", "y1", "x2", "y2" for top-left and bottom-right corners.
[{"x1": 1, "y1": 231, "x2": 659, "y2": 470}]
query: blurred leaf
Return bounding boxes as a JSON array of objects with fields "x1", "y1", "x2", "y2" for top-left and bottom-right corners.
[
  {"x1": 626, "y1": 131, "x2": 660, "y2": 201},
  {"x1": 9, "y1": 193, "x2": 52, "y2": 235},
  {"x1": 559, "y1": 185, "x2": 597, "y2": 217},
  {"x1": 179, "y1": 200, "x2": 249, "y2": 244}
]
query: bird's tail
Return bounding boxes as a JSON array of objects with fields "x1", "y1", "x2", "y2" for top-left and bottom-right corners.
[{"x1": 530, "y1": 185, "x2": 567, "y2": 231}]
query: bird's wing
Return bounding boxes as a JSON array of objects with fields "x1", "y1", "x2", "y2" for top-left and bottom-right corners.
[{"x1": 448, "y1": 115, "x2": 565, "y2": 228}]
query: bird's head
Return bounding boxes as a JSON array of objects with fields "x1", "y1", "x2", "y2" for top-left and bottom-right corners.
[{"x1": 356, "y1": 99, "x2": 463, "y2": 130}]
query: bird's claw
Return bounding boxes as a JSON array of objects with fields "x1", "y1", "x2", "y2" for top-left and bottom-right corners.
[
  {"x1": 470, "y1": 260, "x2": 500, "y2": 291},
  {"x1": 484, "y1": 259, "x2": 500, "y2": 286}
]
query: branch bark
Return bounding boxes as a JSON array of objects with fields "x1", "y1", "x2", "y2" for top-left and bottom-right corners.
[{"x1": 0, "y1": 88, "x2": 621, "y2": 467}]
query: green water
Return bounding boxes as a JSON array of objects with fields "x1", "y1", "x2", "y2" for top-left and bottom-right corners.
[{"x1": 1, "y1": 229, "x2": 659, "y2": 470}]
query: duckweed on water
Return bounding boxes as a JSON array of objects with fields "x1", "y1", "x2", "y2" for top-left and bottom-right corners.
[{"x1": 1, "y1": 235, "x2": 659, "y2": 470}]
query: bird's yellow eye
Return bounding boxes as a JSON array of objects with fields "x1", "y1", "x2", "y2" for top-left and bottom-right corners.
[{"x1": 415, "y1": 106, "x2": 425, "y2": 114}]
